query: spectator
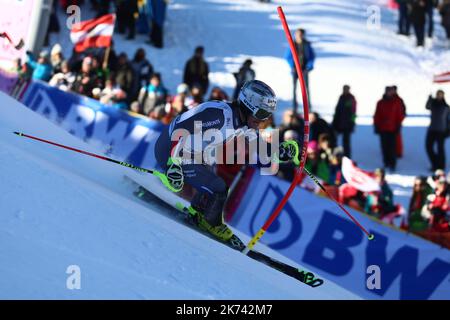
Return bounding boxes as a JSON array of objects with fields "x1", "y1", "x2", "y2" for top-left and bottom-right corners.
[
  {"x1": 440, "y1": 0, "x2": 450, "y2": 43},
  {"x1": 427, "y1": 169, "x2": 446, "y2": 190},
  {"x1": 365, "y1": 168, "x2": 396, "y2": 218},
  {"x1": 425, "y1": 177, "x2": 449, "y2": 232},
  {"x1": 148, "y1": 0, "x2": 167, "y2": 48},
  {"x1": 332, "y1": 85, "x2": 357, "y2": 158},
  {"x1": 72, "y1": 56, "x2": 98, "y2": 97},
  {"x1": 232, "y1": 59, "x2": 255, "y2": 100},
  {"x1": 132, "y1": 72, "x2": 168, "y2": 116},
  {"x1": 163, "y1": 94, "x2": 188, "y2": 124},
  {"x1": 13, "y1": 58, "x2": 32, "y2": 80},
  {"x1": 99, "y1": 78, "x2": 120, "y2": 104},
  {"x1": 110, "y1": 89, "x2": 128, "y2": 110},
  {"x1": 329, "y1": 147, "x2": 345, "y2": 186},
  {"x1": 26, "y1": 50, "x2": 53, "y2": 81},
  {"x1": 91, "y1": 56, "x2": 106, "y2": 89},
  {"x1": 305, "y1": 141, "x2": 320, "y2": 177},
  {"x1": 50, "y1": 44, "x2": 64, "y2": 75},
  {"x1": 410, "y1": 0, "x2": 427, "y2": 47},
  {"x1": 49, "y1": 60, "x2": 75, "y2": 91},
  {"x1": 92, "y1": 0, "x2": 110, "y2": 18},
  {"x1": 208, "y1": 87, "x2": 229, "y2": 102},
  {"x1": 396, "y1": 0, "x2": 412, "y2": 35},
  {"x1": 316, "y1": 133, "x2": 333, "y2": 183},
  {"x1": 425, "y1": 0, "x2": 438, "y2": 38},
  {"x1": 279, "y1": 110, "x2": 304, "y2": 140},
  {"x1": 115, "y1": 0, "x2": 138, "y2": 40},
  {"x1": 189, "y1": 84, "x2": 204, "y2": 108},
  {"x1": 183, "y1": 46, "x2": 209, "y2": 97},
  {"x1": 277, "y1": 129, "x2": 299, "y2": 182},
  {"x1": 309, "y1": 112, "x2": 336, "y2": 147},
  {"x1": 373, "y1": 86, "x2": 405, "y2": 172},
  {"x1": 392, "y1": 85, "x2": 407, "y2": 158},
  {"x1": 114, "y1": 53, "x2": 134, "y2": 100},
  {"x1": 425, "y1": 90, "x2": 450, "y2": 171},
  {"x1": 285, "y1": 28, "x2": 315, "y2": 111},
  {"x1": 45, "y1": 1, "x2": 60, "y2": 46},
  {"x1": 408, "y1": 176, "x2": 433, "y2": 231},
  {"x1": 130, "y1": 48, "x2": 153, "y2": 102},
  {"x1": 174, "y1": 83, "x2": 192, "y2": 107}
]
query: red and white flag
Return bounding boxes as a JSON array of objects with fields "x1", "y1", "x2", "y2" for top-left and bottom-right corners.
[
  {"x1": 70, "y1": 14, "x2": 116, "y2": 52},
  {"x1": 433, "y1": 71, "x2": 450, "y2": 83},
  {"x1": 341, "y1": 157, "x2": 380, "y2": 192}
]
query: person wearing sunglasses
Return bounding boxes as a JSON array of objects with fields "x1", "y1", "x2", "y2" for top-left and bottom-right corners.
[{"x1": 153, "y1": 80, "x2": 301, "y2": 241}]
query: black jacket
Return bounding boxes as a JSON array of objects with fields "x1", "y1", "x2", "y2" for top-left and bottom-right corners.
[
  {"x1": 426, "y1": 96, "x2": 450, "y2": 133},
  {"x1": 332, "y1": 93, "x2": 357, "y2": 133}
]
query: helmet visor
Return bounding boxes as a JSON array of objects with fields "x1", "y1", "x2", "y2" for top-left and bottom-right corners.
[{"x1": 254, "y1": 108, "x2": 272, "y2": 120}]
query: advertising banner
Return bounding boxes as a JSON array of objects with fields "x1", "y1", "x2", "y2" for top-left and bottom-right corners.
[
  {"x1": 20, "y1": 80, "x2": 165, "y2": 168},
  {"x1": 230, "y1": 173, "x2": 450, "y2": 300}
]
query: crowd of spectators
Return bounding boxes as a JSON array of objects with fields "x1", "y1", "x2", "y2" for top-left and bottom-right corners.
[
  {"x1": 267, "y1": 85, "x2": 449, "y2": 242},
  {"x1": 395, "y1": 0, "x2": 450, "y2": 47}
]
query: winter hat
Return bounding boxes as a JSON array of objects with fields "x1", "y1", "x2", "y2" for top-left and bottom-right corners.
[
  {"x1": 39, "y1": 50, "x2": 49, "y2": 59},
  {"x1": 283, "y1": 130, "x2": 299, "y2": 141},
  {"x1": 177, "y1": 83, "x2": 189, "y2": 95},
  {"x1": 434, "y1": 169, "x2": 445, "y2": 178},
  {"x1": 333, "y1": 146, "x2": 344, "y2": 157},
  {"x1": 82, "y1": 56, "x2": 93, "y2": 65},
  {"x1": 92, "y1": 87, "x2": 101, "y2": 97},
  {"x1": 51, "y1": 43, "x2": 62, "y2": 56},
  {"x1": 307, "y1": 141, "x2": 318, "y2": 152}
]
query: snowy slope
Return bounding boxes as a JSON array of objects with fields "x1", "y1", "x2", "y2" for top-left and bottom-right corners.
[{"x1": 0, "y1": 92, "x2": 359, "y2": 299}]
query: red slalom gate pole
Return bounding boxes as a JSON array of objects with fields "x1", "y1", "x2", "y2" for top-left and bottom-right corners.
[
  {"x1": 243, "y1": 6, "x2": 311, "y2": 254},
  {"x1": 243, "y1": 7, "x2": 373, "y2": 254}
]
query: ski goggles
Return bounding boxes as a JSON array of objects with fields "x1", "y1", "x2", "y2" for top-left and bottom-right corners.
[{"x1": 252, "y1": 108, "x2": 272, "y2": 121}]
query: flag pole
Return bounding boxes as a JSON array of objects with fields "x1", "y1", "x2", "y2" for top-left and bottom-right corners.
[{"x1": 102, "y1": 45, "x2": 111, "y2": 71}]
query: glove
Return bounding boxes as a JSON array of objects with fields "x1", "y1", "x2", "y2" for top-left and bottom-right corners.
[
  {"x1": 305, "y1": 61, "x2": 314, "y2": 72},
  {"x1": 278, "y1": 140, "x2": 300, "y2": 166},
  {"x1": 165, "y1": 157, "x2": 184, "y2": 192}
]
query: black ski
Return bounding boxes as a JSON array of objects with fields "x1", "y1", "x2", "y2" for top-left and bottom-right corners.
[{"x1": 132, "y1": 185, "x2": 324, "y2": 288}]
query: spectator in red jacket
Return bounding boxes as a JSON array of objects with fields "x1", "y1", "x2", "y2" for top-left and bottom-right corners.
[
  {"x1": 373, "y1": 86, "x2": 406, "y2": 172},
  {"x1": 427, "y1": 177, "x2": 449, "y2": 232},
  {"x1": 392, "y1": 85, "x2": 406, "y2": 158}
]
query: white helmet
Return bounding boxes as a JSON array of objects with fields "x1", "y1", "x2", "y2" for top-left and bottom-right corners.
[{"x1": 238, "y1": 80, "x2": 277, "y2": 120}]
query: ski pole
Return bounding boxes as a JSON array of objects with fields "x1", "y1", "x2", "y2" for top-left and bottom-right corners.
[
  {"x1": 303, "y1": 167, "x2": 374, "y2": 240},
  {"x1": 243, "y1": 6, "x2": 311, "y2": 254},
  {"x1": 13, "y1": 131, "x2": 180, "y2": 193}
]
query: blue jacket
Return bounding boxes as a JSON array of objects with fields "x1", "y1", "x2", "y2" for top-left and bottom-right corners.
[
  {"x1": 285, "y1": 39, "x2": 315, "y2": 72},
  {"x1": 27, "y1": 53, "x2": 53, "y2": 81}
]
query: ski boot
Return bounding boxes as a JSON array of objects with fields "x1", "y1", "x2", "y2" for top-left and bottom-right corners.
[{"x1": 187, "y1": 206, "x2": 234, "y2": 242}]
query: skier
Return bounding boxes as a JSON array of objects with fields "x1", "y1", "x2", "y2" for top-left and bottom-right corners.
[{"x1": 153, "y1": 80, "x2": 301, "y2": 241}]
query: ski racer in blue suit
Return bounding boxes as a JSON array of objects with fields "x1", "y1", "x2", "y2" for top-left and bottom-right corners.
[{"x1": 154, "y1": 80, "x2": 301, "y2": 241}]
